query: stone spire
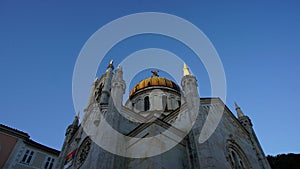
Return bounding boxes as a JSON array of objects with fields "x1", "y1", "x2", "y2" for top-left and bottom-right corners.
[
  {"x1": 62, "y1": 114, "x2": 79, "y2": 145},
  {"x1": 57, "y1": 113, "x2": 80, "y2": 168},
  {"x1": 234, "y1": 102, "x2": 271, "y2": 169},
  {"x1": 181, "y1": 62, "x2": 199, "y2": 124},
  {"x1": 76, "y1": 111, "x2": 80, "y2": 120},
  {"x1": 235, "y1": 102, "x2": 253, "y2": 130},
  {"x1": 111, "y1": 65, "x2": 126, "y2": 110},
  {"x1": 117, "y1": 64, "x2": 122, "y2": 70},
  {"x1": 100, "y1": 60, "x2": 114, "y2": 105},
  {"x1": 72, "y1": 112, "x2": 80, "y2": 129},
  {"x1": 183, "y1": 63, "x2": 191, "y2": 76},
  {"x1": 111, "y1": 64, "x2": 126, "y2": 108},
  {"x1": 181, "y1": 63, "x2": 197, "y2": 94},
  {"x1": 234, "y1": 102, "x2": 245, "y2": 118},
  {"x1": 114, "y1": 65, "x2": 124, "y2": 81}
]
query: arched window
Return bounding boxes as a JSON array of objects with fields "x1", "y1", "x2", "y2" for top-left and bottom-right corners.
[
  {"x1": 226, "y1": 140, "x2": 250, "y2": 169},
  {"x1": 144, "y1": 96, "x2": 150, "y2": 111},
  {"x1": 228, "y1": 148, "x2": 246, "y2": 169}
]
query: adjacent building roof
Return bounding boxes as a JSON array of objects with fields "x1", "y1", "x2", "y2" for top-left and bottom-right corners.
[{"x1": 0, "y1": 124, "x2": 60, "y2": 155}]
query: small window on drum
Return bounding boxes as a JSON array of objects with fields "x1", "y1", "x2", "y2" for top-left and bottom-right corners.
[
  {"x1": 144, "y1": 96, "x2": 150, "y2": 111},
  {"x1": 178, "y1": 100, "x2": 181, "y2": 107},
  {"x1": 162, "y1": 95, "x2": 168, "y2": 111}
]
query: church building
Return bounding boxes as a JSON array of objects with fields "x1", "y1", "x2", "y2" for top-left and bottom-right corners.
[{"x1": 56, "y1": 61, "x2": 271, "y2": 169}]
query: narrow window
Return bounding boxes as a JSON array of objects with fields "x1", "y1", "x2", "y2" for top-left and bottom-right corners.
[
  {"x1": 26, "y1": 151, "x2": 34, "y2": 164},
  {"x1": 21, "y1": 150, "x2": 29, "y2": 163},
  {"x1": 44, "y1": 157, "x2": 55, "y2": 169},
  {"x1": 44, "y1": 157, "x2": 50, "y2": 168},
  {"x1": 49, "y1": 158, "x2": 54, "y2": 169},
  {"x1": 162, "y1": 95, "x2": 168, "y2": 111},
  {"x1": 21, "y1": 149, "x2": 34, "y2": 164},
  {"x1": 144, "y1": 96, "x2": 150, "y2": 111},
  {"x1": 178, "y1": 100, "x2": 181, "y2": 107}
]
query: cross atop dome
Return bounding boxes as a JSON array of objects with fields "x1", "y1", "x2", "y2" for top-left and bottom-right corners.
[{"x1": 151, "y1": 70, "x2": 159, "y2": 77}]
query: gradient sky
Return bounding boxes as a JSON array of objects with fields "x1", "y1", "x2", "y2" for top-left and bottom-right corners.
[{"x1": 1, "y1": 0, "x2": 300, "y2": 156}]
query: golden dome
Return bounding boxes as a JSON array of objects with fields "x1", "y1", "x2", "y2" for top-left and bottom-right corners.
[{"x1": 129, "y1": 76, "x2": 181, "y2": 98}]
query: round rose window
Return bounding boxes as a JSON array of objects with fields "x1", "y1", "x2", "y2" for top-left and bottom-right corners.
[{"x1": 75, "y1": 137, "x2": 92, "y2": 168}]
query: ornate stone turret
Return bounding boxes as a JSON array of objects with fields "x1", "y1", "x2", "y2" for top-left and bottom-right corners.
[
  {"x1": 181, "y1": 63, "x2": 200, "y2": 126},
  {"x1": 181, "y1": 63, "x2": 199, "y2": 107},
  {"x1": 56, "y1": 114, "x2": 79, "y2": 169},
  {"x1": 235, "y1": 102, "x2": 271, "y2": 169},
  {"x1": 99, "y1": 60, "x2": 114, "y2": 105},
  {"x1": 66, "y1": 113, "x2": 79, "y2": 141},
  {"x1": 235, "y1": 102, "x2": 253, "y2": 131},
  {"x1": 111, "y1": 65, "x2": 126, "y2": 108},
  {"x1": 235, "y1": 102, "x2": 246, "y2": 118},
  {"x1": 181, "y1": 63, "x2": 203, "y2": 168}
]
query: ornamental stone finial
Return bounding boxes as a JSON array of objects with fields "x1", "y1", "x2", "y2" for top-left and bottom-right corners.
[
  {"x1": 117, "y1": 64, "x2": 122, "y2": 71},
  {"x1": 107, "y1": 60, "x2": 114, "y2": 69},
  {"x1": 183, "y1": 63, "x2": 191, "y2": 76},
  {"x1": 76, "y1": 111, "x2": 80, "y2": 119}
]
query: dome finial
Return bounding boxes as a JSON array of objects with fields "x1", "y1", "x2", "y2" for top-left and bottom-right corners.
[
  {"x1": 151, "y1": 70, "x2": 159, "y2": 77},
  {"x1": 183, "y1": 63, "x2": 191, "y2": 76}
]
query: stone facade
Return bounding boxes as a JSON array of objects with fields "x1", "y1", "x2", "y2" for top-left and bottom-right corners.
[{"x1": 56, "y1": 62, "x2": 271, "y2": 169}]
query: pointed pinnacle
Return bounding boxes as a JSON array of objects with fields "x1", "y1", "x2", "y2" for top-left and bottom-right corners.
[
  {"x1": 107, "y1": 60, "x2": 114, "y2": 69},
  {"x1": 183, "y1": 63, "x2": 191, "y2": 76},
  {"x1": 117, "y1": 64, "x2": 122, "y2": 70},
  {"x1": 184, "y1": 63, "x2": 187, "y2": 69},
  {"x1": 234, "y1": 102, "x2": 245, "y2": 118},
  {"x1": 76, "y1": 111, "x2": 80, "y2": 119},
  {"x1": 234, "y1": 102, "x2": 239, "y2": 109}
]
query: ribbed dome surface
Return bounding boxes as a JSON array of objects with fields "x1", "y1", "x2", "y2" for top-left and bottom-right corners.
[{"x1": 129, "y1": 76, "x2": 180, "y2": 98}]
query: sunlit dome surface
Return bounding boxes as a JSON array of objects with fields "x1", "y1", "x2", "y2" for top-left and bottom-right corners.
[{"x1": 129, "y1": 76, "x2": 181, "y2": 99}]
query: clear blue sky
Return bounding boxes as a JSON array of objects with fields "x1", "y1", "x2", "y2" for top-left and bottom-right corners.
[{"x1": 1, "y1": 1, "x2": 299, "y2": 156}]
